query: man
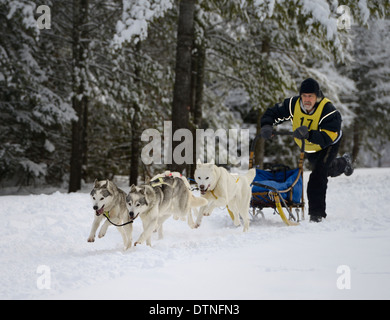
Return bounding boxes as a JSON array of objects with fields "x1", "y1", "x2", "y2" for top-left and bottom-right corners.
[{"x1": 260, "y1": 78, "x2": 354, "y2": 222}]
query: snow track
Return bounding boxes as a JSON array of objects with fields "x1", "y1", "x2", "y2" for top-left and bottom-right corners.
[{"x1": 1, "y1": 168, "x2": 390, "y2": 299}]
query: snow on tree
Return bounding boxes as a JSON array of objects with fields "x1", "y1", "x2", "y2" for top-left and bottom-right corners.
[
  {"x1": 0, "y1": 0, "x2": 76, "y2": 186},
  {"x1": 113, "y1": 0, "x2": 174, "y2": 47},
  {"x1": 1, "y1": 0, "x2": 390, "y2": 190},
  {"x1": 342, "y1": 18, "x2": 390, "y2": 164}
]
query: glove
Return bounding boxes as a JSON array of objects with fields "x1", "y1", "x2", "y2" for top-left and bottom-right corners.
[
  {"x1": 260, "y1": 125, "x2": 273, "y2": 139},
  {"x1": 293, "y1": 126, "x2": 309, "y2": 140}
]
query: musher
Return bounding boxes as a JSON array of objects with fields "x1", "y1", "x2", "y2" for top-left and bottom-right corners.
[{"x1": 260, "y1": 78, "x2": 354, "y2": 222}]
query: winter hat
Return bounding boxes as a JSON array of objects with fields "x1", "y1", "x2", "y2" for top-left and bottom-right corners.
[{"x1": 299, "y1": 78, "x2": 320, "y2": 96}]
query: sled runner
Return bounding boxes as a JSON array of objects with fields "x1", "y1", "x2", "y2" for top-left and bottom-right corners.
[{"x1": 249, "y1": 131, "x2": 305, "y2": 226}]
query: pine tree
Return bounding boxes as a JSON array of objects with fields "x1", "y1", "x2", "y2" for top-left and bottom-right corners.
[
  {"x1": 343, "y1": 18, "x2": 390, "y2": 164},
  {"x1": 0, "y1": 1, "x2": 75, "y2": 187}
]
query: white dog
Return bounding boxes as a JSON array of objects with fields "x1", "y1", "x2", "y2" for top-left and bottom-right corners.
[{"x1": 194, "y1": 160, "x2": 256, "y2": 231}]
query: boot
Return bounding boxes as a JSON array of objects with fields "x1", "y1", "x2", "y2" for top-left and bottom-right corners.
[
  {"x1": 309, "y1": 215, "x2": 323, "y2": 223},
  {"x1": 343, "y1": 153, "x2": 354, "y2": 176}
]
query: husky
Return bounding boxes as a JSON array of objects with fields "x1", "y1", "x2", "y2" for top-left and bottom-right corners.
[
  {"x1": 150, "y1": 170, "x2": 192, "y2": 190},
  {"x1": 194, "y1": 160, "x2": 256, "y2": 232},
  {"x1": 126, "y1": 173, "x2": 208, "y2": 246},
  {"x1": 88, "y1": 179, "x2": 133, "y2": 250}
]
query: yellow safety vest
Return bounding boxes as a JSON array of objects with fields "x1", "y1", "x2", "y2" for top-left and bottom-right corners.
[{"x1": 292, "y1": 97, "x2": 331, "y2": 152}]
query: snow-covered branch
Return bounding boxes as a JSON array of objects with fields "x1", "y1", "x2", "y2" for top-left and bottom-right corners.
[{"x1": 113, "y1": 0, "x2": 174, "y2": 48}]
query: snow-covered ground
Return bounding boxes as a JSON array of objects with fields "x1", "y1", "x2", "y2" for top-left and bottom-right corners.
[{"x1": 1, "y1": 168, "x2": 390, "y2": 300}]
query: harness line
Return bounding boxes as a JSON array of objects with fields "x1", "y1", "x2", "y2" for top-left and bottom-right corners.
[{"x1": 103, "y1": 211, "x2": 139, "y2": 227}]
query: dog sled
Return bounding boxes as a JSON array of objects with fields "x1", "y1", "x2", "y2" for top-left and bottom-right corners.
[{"x1": 249, "y1": 131, "x2": 305, "y2": 226}]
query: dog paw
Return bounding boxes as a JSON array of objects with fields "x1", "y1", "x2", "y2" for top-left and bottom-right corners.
[
  {"x1": 134, "y1": 241, "x2": 140, "y2": 246},
  {"x1": 98, "y1": 232, "x2": 105, "y2": 238},
  {"x1": 194, "y1": 223, "x2": 200, "y2": 228},
  {"x1": 203, "y1": 212, "x2": 210, "y2": 216},
  {"x1": 87, "y1": 237, "x2": 95, "y2": 243}
]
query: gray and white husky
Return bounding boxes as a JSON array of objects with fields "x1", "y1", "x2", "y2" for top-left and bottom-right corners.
[
  {"x1": 126, "y1": 173, "x2": 208, "y2": 247},
  {"x1": 88, "y1": 179, "x2": 133, "y2": 250}
]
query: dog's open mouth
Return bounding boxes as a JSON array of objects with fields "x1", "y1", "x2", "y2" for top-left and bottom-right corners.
[
  {"x1": 199, "y1": 185, "x2": 210, "y2": 195},
  {"x1": 95, "y1": 205, "x2": 105, "y2": 216}
]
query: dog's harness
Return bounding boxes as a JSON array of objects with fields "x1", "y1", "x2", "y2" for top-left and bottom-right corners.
[
  {"x1": 103, "y1": 211, "x2": 139, "y2": 227},
  {"x1": 103, "y1": 177, "x2": 171, "y2": 227},
  {"x1": 149, "y1": 177, "x2": 171, "y2": 188}
]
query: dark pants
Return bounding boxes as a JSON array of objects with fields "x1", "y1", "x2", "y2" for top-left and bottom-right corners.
[{"x1": 306, "y1": 140, "x2": 346, "y2": 218}]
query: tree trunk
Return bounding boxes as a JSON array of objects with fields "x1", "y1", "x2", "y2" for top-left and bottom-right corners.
[
  {"x1": 82, "y1": 97, "x2": 88, "y2": 182},
  {"x1": 253, "y1": 35, "x2": 271, "y2": 169},
  {"x1": 352, "y1": 119, "x2": 360, "y2": 163},
  {"x1": 130, "y1": 108, "x2": 141, "y2": 186},
  {"x1": 193, "y1": 43, "x2": 205, "y2": 130},
  {"x1": 69, "y1": 0, "x2": 89, "y2": 193},
  {"x1": 129, "y1": 42, "x2": 142, "y2": 186},
  {"x1": 189, "y1": 41, "x2": 206, "y2": 178},
  {"x1": 255, "y1": 110, "x2": 265, "y2": 169},
  {"x1": 168, "y1": 0, "x2": 196, "y2": 173}
]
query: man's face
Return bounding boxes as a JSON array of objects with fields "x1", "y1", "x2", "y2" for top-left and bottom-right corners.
[{"x1": 301, "y1": 93, "x2": 317, "y2": 112}]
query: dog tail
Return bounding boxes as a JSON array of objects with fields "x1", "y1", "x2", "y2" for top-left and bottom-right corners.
[
  {"x1": 244, "y1": 168, "x2": 256, "y2": 184},
  {"x1": 190, "y1": 195, "x2": 208, "y2": 208}
]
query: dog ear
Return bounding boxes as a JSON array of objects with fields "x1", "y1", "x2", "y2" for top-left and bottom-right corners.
[
  {"x1": 144, "y1": 185, "x2": 154, "y2": 202},
  {"x1": 130, "y1": 184, "x2": 137, "y2": 192},
  {"x1": 197, "y1": 159, "x2": 202, "y2": 167},
  {"x1": 100, "y1": 180, "x2": 108, "y2": 189},
  {"x1": 106, "y1": 180, "x2": 117, "y2": 194},
  {"x1": 94, "y1": 179, "x2": 99, "y2": 188},
  {"x1": 210, "y1": 158, "x2": 215, "y2": 165}
]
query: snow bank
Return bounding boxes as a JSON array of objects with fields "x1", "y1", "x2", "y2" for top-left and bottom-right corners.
[{"x1": 1, "y1": 168, "x2": 390, "y2": 300}]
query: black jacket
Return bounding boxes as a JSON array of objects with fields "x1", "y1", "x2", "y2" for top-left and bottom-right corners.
[{"x1": 260, "y1": 96, "x2": 342, "y2": 149}]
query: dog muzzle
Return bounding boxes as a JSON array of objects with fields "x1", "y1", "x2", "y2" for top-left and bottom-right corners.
[
  {"x1": 94, "y1": 205, "x2": 105, "y2": 216},
  {"x1": 199, "y1": 185, "x2": 210, "y2": 195}
]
